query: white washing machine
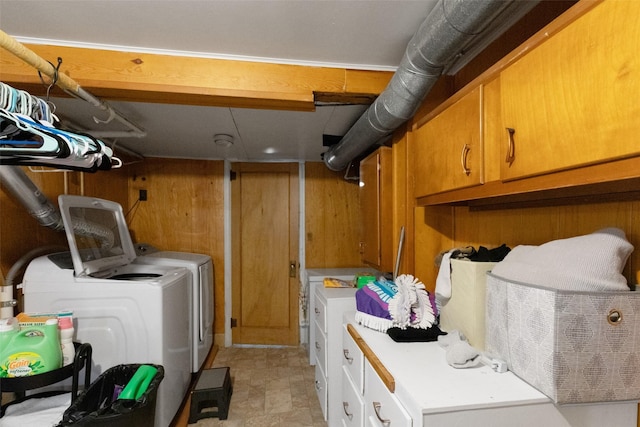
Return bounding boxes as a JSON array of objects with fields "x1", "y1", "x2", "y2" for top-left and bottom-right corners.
[
  {"x1": 22, "y1": 195, "x2": 191, "y2": 427},
  {"x1": 135, "y1": 251, "x2": 214, "y2": 373}
]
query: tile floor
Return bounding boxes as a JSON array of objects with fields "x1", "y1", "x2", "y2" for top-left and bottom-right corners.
[{"x1": 191, "y1": 345, "x2": 326, "y2": 427}]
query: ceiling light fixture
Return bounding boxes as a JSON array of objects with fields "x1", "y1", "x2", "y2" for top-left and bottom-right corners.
[{"x1": 214, "y1": 134, "x2": 234, "y2": 147}]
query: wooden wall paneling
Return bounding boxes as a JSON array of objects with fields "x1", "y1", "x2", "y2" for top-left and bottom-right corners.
[
  {"x1": 0, "y1": 168, "x2": 68, "y2": 311},
  {"x1": 304, "y1": 163, "x2": 325, "y2": 265},
  {"x1": 80, "y1": 168, "x2": 130, "y2": 208},
  {"x1": 453, "y1": 205, "x2": 562, "y2": 250},
  {"x1": 126, "y1": 158, "x2": 225, "y2": 336},
  {"x1": 413, "y1": 205, "x2": 454, "y2": 293},
  {"x1": 304, "y1": 162, "x2": 362, "y2": 268}
]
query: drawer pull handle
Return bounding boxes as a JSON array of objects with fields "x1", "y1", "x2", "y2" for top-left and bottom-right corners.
[
  {"x1": 343, "y1": 349, "x2": 353, "y2": 363},
  {"x1": 460, "y1": 143, "x2": 471, "y2": 176},
  {"x1": 343, "y1": 402, "x2": 353, "y2": 420},
  {"x1": 373, "y1": 402, "x2": 390, "y2": 426},
  {"x1": 505, "y1": 127, "x2": 516, "y2": 166}
]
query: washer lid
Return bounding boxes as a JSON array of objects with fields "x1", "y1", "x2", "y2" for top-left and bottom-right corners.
[{"x1": 58, "y1": 195, "x2": 137, "y2": 277}]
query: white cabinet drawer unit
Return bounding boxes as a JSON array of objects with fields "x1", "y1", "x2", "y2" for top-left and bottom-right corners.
[{"x1": 313, "y1": 286, "x2": 358, "y2": 426}]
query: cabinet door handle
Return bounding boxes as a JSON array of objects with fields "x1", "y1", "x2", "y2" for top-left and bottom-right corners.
[
  {"x1": 505, "y1": 127, "x2": 516, "y2": 166},
  {"x1": 315, "y1": 307, "x2": 320, "y2": 315},
  {"x1": 315, "y1": 380, "x2": 322, "y2": 391},
  {"x1": 460, "y1": 143, "x2": 471, "y2": 176},
  {"x1": 373, "y1": 402, "x2": 391, "y2": 426},
  {"x1": 315, "y1": 341, "x2": 321, "y2": 350},
  {"x1": 343, "y1": 349, "x2": 353, "y2": 363},
  {"x1": 343, "y1": 401, "x2": 354, "y2": 420}
]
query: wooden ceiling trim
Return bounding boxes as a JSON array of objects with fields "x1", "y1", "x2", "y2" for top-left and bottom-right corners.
[{"x1": 0, "y1": 44, "x2": 393, "y2": 111}]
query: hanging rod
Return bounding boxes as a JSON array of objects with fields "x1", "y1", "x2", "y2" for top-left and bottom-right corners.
[{"x1": 0, "y1": 29, "x2": 146, "y2": 139}]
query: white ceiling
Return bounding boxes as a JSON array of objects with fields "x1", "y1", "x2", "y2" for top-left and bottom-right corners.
[{"x1": 0, "y1": 0, "x2": 440, "y2": 164}]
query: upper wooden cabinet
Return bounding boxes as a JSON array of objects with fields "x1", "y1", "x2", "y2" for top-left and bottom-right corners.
[
  {"x1": 413, "y1": 86, "x2": 483, "y2": 198},
  {"x1": 359, "y1": 147, "x2": 392, "y2": 271},
  {"x1": 500, "y1": 0, "x2": 640, "y2": 181}
]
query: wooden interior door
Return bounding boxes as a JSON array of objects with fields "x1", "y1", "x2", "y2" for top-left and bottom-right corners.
[{"x1": 231, "y1": 163, "x2": 299, "y2": 345}]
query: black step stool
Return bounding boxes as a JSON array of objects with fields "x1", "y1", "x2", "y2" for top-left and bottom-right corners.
[{"x1": 189, "y1": 367, "x2": 232, "y2": 423}]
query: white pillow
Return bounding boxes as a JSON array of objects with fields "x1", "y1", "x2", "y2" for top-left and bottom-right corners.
[{"x1": 491, "y1": 227, "x2": 633, "y2": 292}]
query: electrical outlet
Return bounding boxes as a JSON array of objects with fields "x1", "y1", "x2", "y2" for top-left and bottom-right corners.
[{"x1": 139, "y1": 189, "x2": 147, "y2": 201}]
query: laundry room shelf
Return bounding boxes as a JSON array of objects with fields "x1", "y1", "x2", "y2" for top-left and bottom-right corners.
[{"x1": 0, "y1": 342, "x2": 92, "y2": 415}]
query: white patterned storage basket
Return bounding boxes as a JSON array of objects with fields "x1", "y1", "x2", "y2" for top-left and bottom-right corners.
[{"x1": 485, "y1": 272, "x2": 640, "y2": 404}]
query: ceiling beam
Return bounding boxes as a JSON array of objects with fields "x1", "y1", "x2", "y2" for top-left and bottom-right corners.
[{"x1": 0, "y1": 44, "x2": 393, "y2": 111}]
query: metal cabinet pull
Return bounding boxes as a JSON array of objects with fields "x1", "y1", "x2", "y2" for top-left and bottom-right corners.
[
  {"x1": 505, "y1": 127, "x2": 516, "y2": 166},
  {"x1": 343, "y1": 401, "x2": 354, "y2": 420},
  {"x1": 315, "y1": 380, "x2": 322, "y2": 391},
  {"x1": 343, "y1": 349, "x2": 353, "y2": 363},
  {"x1": 315, "y1": 341, "x2": 321, "y2": 350},
  {"x1": 460, "y1": 143, "x2": 471, "y2": 176},
  {"x1": 315, "y1": 307, "x2": 320, "y2": 315},
  {"x1": 373, "y1": 402, "x2": 391, "y2": 426}
]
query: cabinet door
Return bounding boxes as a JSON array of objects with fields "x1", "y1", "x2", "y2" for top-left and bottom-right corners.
[
  {"x1": 364, "y1": 360, "x2": 412, "y2": 427},
  {"x1": 314, "y1": 322, "x2": 327, "y2": 375},
  {"x1": 315, "y1": 363, "x2": 328, "y2": 420},
  {"x1": 500, "y1": 0, "x2": 640, "y2": 180},
  {"x1": 342, "y1": 366, "x2": 365, "y2": 427},
  {"x1": 342, "y1": 325, "x2": 364, "y2": 394},
  {"x1": 414, "y1": 86, "x2": 483, "y2": 197},
  {"x1": 359, "y1": 147, "x2": 392, "y2": 269}
]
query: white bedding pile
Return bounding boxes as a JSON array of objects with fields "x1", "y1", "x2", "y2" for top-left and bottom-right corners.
[{"x1": 491, "y1": 227, "x2": 633, "y2": 292}]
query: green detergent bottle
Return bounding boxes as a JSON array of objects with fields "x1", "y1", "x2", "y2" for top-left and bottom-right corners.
[{"x1": 0, "y1": 318, "x2": 62, "y2": 377}]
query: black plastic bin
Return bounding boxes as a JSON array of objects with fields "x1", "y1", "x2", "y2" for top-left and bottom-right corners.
[{"x1": 57, "y1": 363, "x2": 164, "y2": 427}]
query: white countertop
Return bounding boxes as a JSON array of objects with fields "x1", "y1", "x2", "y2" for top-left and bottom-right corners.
[
  {"x1": 345, "y1": 312, "x2": 551, "y2": 417},
  {"x1": 305, "y1": 267, "x2": 379, "y2": 281}
]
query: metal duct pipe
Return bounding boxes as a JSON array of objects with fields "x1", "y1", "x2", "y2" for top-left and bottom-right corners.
[
  {"x1": 0, "y1": 166, "x2": 116, "y2": 248},
  {"x1": 323, "y1": 0, "x2": 514, "y2": 171},
  {"x1": 0, "y1": 166, "x2": 65, "y2": 231}
]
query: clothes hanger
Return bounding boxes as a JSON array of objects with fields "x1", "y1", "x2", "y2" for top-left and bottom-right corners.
[
  {"x1": 0, "y1": 81, "x2": 118, "y2": 171},
  {"x1": 0, "y1": 109, "x2": 70, "y2": 158}
]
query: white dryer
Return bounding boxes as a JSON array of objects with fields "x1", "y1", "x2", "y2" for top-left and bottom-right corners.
[
  {"x1": 135, "y1": 251, "x2": 214, "y2": 372},
  {"x1": 22, "y1": 195, "x2": 191, "y2": 427}
]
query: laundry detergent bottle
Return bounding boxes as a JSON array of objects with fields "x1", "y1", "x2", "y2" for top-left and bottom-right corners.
[
  {"x1": 0, "y1": 317, "x2": 19, "y2": 353},
  {"x1": 0, "y1": 318, "x2": 63, "y2": 377}
]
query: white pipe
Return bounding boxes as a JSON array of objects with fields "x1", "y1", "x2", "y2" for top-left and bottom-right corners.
[
  {"x1": 2, "y1": 245, "x2": 66, "y2": 319},
  {"x1": 0, "y1": 285, "x2": 16, "y2": 319}
]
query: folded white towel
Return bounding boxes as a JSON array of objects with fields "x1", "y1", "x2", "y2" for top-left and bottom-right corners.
[{"x1": 491, "y1": 227, "x2": 633, "y2": 292}]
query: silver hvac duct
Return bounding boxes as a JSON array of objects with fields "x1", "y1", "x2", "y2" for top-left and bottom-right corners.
[
  {"x1": 0, "y1": 165, "x2": 65, "y2": 231},
  {"x1": 0, "y1": 166, "x2": 115, "y2": 248},
  {"x1": 323, "y1": 0, "x2": 515, "y2": 171}
]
